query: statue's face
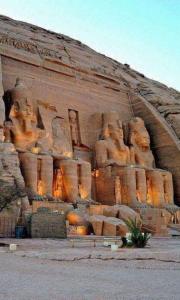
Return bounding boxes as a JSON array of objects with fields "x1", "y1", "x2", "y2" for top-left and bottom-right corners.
[
  {"x1": 69, "y1": 110, "x2": 77, "y2": 121},
  {"x1": 108, "y1": 123, "x2": 124, "y2": 141},
  {"x1": 134, "y1": 127, "x2": 150, "y2": 148},
  {"x1": 52, "y1": 119, "x2": 62, "y2": 137},
  {"x1": 13, "y1": 102, "x2": 19, "y2": 114},
  {"x1": 25, "y1": 104, "x2": 33, "y2": 116}
]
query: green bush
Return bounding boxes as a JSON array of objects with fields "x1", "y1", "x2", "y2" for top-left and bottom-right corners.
[{"x1": 123, "y1": 218, "x2": 151, "y2": 248}]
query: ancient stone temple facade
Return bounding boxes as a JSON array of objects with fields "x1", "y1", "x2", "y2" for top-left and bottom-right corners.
[{"x1": 0, "y1": 15, "x2": 180, "y2": 235}]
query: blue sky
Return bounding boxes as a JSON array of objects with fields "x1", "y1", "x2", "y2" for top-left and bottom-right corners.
[{"x1": 0, "y1": 0, "x2": 179, "y2": 90}]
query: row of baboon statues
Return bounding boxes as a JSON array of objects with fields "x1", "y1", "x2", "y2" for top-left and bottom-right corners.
[{"x1": 0, "y1": 78, "x2": 178, "y2": 215}]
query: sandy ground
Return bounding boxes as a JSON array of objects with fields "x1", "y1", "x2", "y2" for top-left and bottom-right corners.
[{"x1": 0, "y1": 237, "x2": 180, "y2": 300}]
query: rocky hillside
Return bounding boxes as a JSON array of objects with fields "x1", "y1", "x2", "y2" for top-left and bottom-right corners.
[{"x1": 0, "y1": 15, "x2": 180, "y2": 204}]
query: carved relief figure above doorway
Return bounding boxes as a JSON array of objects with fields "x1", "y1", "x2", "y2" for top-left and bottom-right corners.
[{"x1": 68, "y1": 109, "x2": 81, "y2": 147}]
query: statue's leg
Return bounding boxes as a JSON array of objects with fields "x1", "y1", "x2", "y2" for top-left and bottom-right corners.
[
  {"x1": 115, "y1": 176, "x2": 122, "y2": 204},
  {"x1": 79, "y1": 161, "x2": 91, "y2": 199},
  {"x1": 146, "y1": 170, "x2": 164, "y2": 208},
  {"x1": 116, "y1": 167, "x2": 136, "y2": 207},
  {"x1": 40, "y1": 155, "x2": 53, "y2": 195},
  {"x1": 136, "y1": 168, "x2": 147, "y2": 204},
  {"x1": 163, "y1": 171, "x2": 174, "y2": 205},
  {"x1": 19, "y1": 152, "x2": 37, "y2": 193},
  {"x1": 60, "y1": 160, "x2": 78, "y2": 203}
]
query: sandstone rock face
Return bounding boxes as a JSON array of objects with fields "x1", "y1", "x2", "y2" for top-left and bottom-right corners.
[
  {"x1": 114, "y1": 205, "x2": 141, "y2": 223},
  {"x1": 103, "y1": 206, "x2": 119, "y2": 218},
  {"x1": 89, "y1": 215, "x2": 128, "y2": 237},
  {"x1": 88, "y1": 205, "x2": 107, "y2": 216},
  {"x1": 89, "y1": 215, "x2": 107, "y2": 236},
  {"x1": 103, "y1": 217, "x2": 128, "y2": 237},
  {"x1": 66, "y1": 210, "x2": 88, "y2": 226},
  {"x1": 0, "y1": 15, "x2": 179, "y2": 237},
  {"x1": 31, "y1": 208, "x2": 67, "y2": 238},
  {"x1": 139, "y1": 208, "x2": 169, "y2": 236},
  {"x1": 0, "y1": 143, "x2": 29, "y2": 212},
  {"x1": 0, "y1": 56, "x2": 5, "y2": 132}
]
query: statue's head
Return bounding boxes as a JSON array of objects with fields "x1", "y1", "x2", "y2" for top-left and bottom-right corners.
[
  {"x1": 52, "y1": 117, "x2": 72, "y2": 157},
  {"x1": 10, "y1": 78, "x2": 35, "y2": 132},
  {"x1": 103, "y1": 122, "x2": 124, "y2": 141},
  {"x1": 102, "y1": 111, "x2": 124, "y2": 142},
  {"x1": 69, "y1": 110, "x2": 77, "y2": 122},
  {"x1": 11, "y1": 78, "x2": 30, "y2": 108},
  {"x1": 129, "y1": 117, "x2": 150, "y2": 149},
  {"x1": 52, "y1": 117, "x2": 64, "y2": 138}
]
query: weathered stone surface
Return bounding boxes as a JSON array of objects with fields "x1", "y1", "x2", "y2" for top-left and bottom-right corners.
[
  {"x1": 32, "y1": 201, "x2": 73, "y2": 215},
  {"x1": 103, "y1": 217, "x2": 128, "y2": 237},
  {"x1": 89, "y1": 215, "x2": 107, "y2": 236},
  {"x1": 0, "y1": 143, "x2": 29, "y2": 212},
  {"x1": 88, "y1": 205, "x2": 107, "y2": 216},
  {"x1": 66, "y1": 210, "x2": 88, "y2": 226},
  {"x1": 31, "y1": 209, "x2": 67, "y2": 238},
  {"x1": 139, "y1": 208, "x2": 169, "y2": 237},
  {"x1": 114, "y1": 205, "x2": 141, "y2": 223},
  {"x1": 0, "y1": 15, "x2": 179, "y2": 238},
  {"x1": 0, "y1": 55, "x2": 5, "y2": 133},
  {"x1": 103, "y1": 206, "x2": 119, "y2": 218}
]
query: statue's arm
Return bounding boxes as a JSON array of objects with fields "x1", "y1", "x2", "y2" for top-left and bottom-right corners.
[
  {"x1": 95, "y1": 141, "x2": 109, "y2": 168},
  {"x1": 130, "y1": 146, "x2": 135, "y2": 164},
  {"x1": 126, "y1": 146, "x2": 131, "y2": 164}
]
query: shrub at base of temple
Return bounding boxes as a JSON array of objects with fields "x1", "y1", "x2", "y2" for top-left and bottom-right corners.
[{"x1": 122, "y1": 219, "x2": 151, "y2": 248}]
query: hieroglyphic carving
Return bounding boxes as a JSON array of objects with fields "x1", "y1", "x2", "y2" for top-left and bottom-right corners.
[{"x1": 0, "y1": 34, "x2": 62, "y2": 60}]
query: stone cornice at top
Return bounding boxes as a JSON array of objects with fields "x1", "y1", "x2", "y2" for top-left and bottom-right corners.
[
  {"x1": 0, "y1": 15, "x2": 125, "y2": 81},
  {"x1": 0, "y1": 14, "x2": 179, "y2": 95}
]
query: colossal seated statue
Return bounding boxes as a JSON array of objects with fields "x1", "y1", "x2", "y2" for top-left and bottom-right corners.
[
  {"x1": 95, "y1": 111, "x2": 130, "y2": 167},
  {"x1": 95, "y1": 111, "x2": 140, "y2": 207},
  {"x1": 9, "y1": 78, "x2": 39, "y2": 151},
  {"x1": 4, "y1": 78, "x2": 53, "y2": 196},
  {"x1": 94, "y1": 112, "x2": 178, "y2": 218},
  {"x1": 129, "y1": 117, "x2": 179, "y2": 217},
  {"x1": 51, "y1": 117, "x2": 91, "y2": 203},
  {"x1": 5, "y1": 78, "x2": 91, "y2": 203}
]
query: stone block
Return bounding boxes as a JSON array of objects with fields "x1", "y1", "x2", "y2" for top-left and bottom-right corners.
[
  {"x1": 103, "y1": 217, "x2": 128, "y2": 237},
  {"x1": 89, "y1": 215, "x2": 107, "y2": 236},
  {"x1": 103, "y1": 206, "x2": 119, "y2": 218},
  {"x1": 115, "y1": 205, "x2": 141, "y2": 223},
  {"x1": 31, "y1": 210, "x2": 67, "y2": 238}
]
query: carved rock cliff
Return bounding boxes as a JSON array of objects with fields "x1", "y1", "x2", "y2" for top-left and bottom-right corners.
[{"x1": 0, "y1": 15, "x2": 180, "y2": 205}]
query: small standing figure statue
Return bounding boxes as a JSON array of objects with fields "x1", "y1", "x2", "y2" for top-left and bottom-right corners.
[
  {"x1": 69, "y1": 110, "x2": 80, "y2": 146},
  {"x1": 53, "y1": 169, "x2": 63, "y2": 199}
]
